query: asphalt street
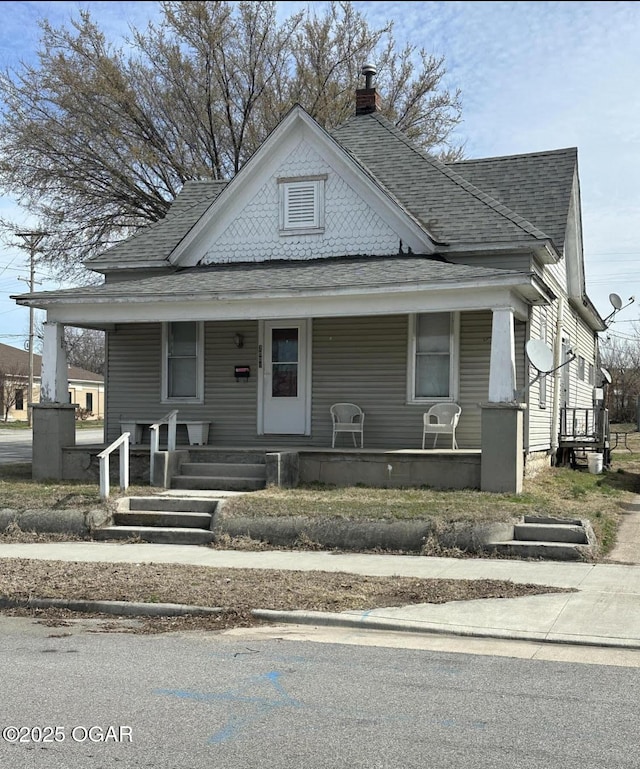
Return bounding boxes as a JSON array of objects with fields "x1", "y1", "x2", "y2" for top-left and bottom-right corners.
[
  {"x1": 0, "y1": 428, "x2": 104, "y2": 464},
  {"x1": 1, "y1": 618, "x2": 639, "y2": 769}
]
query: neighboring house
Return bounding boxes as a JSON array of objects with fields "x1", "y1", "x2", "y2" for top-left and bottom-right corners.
[
  {"x1": 12, "y1": 71, "x2": 605, "y2": 490},
  {"x1": 0, "y1": 341, "x2": 104, "y2": 421}
]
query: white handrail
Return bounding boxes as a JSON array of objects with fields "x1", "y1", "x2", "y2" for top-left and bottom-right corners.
[
  {"x1": 97, "y1": 432, "x2": 130, "y2": 500},
  {"x1": 149, "y1": 409, "x2": 179, "y2": 483}
]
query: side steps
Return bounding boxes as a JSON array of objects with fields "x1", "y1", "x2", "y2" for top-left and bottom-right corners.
[{"x1": 486, "y1": 516, "x2": 595, "y2": 560}]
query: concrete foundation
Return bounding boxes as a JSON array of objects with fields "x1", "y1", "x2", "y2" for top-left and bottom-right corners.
[
  {"x1": 32, "y1": 403, "x2": 77, "y2": 480},
  {"x1": 298, "y1": 450, "x2": 481, "y2": 490},
  {"x1": 480, "y1": 402, "x2": 525, "y2": 493}
]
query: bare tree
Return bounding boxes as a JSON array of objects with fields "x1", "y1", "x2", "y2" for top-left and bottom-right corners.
[
  {"x1": 599, "y1": 331, "x2": 640, "y2": 424},
  {"x1": 0, "y1": 1, "x2": 463, "y2": 280}
]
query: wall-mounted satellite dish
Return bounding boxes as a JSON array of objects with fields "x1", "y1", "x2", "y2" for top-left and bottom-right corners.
[
  {"x1": 605, "y1": 293, "x2": 635, "y2": 325},
  {"x1": 518, "y1": 338, "x2": 575, "y2": 402},
  {"x1": 526, "y1": 339, "x2": 554, "y2": 374},
  {"x1": 609, "y1": 293, "x2": 623, "y2": 311},
  {"x1": 600, "y1": 367, "x2": 612, "y2": 385}
]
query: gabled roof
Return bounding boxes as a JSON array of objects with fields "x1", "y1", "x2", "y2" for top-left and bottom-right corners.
[
  {"x1": 82, "y1": 106, "x2": 576, "y2": 276},
  {"x1": 85, "y1": 181, "x2": 227, "y2": 271},
  {"x1": 331, "y1": 112, "x2": 553, "y2": 246},
  {"x1": 448, "y1": 148, "x2": 577, "y2": 250},
  {"x1": 0, "y1": 342, "x2": 103, "y2": 382}
]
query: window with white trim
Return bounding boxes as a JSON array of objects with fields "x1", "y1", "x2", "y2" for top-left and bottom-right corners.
[
  {"x1": 578, "y1": 356, "x2": 585, "y2": 381},
  {"x1": 409, "y1": 312, "x2": 458, "y2": 401},
  {"x1": 278, "y1": 176, "x2": 325, "y2": 233},
  {"x1": 162, "y1": 321, "x2": 204, "y2": 402}
]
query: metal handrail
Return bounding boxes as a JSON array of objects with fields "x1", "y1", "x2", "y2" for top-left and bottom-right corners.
[
  {"x1": 97, "y1": 433, "x2": 130, "y2": 500},
  {"x1": 149, "y1": 409, "x2": 179, "y2": 483}
]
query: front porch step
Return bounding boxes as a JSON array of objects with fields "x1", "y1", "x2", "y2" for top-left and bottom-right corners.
[
  {"x1": 92, "y1": 525, "x2": 215, "y2": 545},
  {"x1": 128, "y1": 497, "x2": 218, "y2": 514},
  {"x1": 513, "y1": 523, "x2": 589, "y2": 544},
  {"x1": 171, "y1": 475, "x2": 265, "y2": 491},
  {"x1": 179, "y1": 462, "x2": 266, "y2": 479},
  {"x1": 113, "y1": 511, "x2": 213, "y2": 529},
  {"x1": 487, "y1": 541, "x2": 587, "y2": 561}
]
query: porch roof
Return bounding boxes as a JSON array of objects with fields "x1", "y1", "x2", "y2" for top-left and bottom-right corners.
[{"x1": 15, "y1": 254, "x2": 550, "y2": 309}]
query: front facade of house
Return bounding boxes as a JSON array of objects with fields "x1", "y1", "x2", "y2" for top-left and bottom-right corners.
[{"x1": 13, "y1": 79, "x2": 605, "y2": 488}]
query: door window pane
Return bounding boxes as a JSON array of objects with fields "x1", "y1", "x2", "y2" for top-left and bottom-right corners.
[
  {"x1": 272, "y1": 328, "x2": 298, "y2": 363},
  {"x1": 271, "y1": 328, "x2": 298, "y2": 397},
  {"x1": 272, "y1": 364, "x2": 298, "y2": 397}
]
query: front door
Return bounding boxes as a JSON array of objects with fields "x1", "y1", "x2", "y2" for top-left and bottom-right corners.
[{"x1": 261, "y1": 320, "x2": 310, "y2": 435}]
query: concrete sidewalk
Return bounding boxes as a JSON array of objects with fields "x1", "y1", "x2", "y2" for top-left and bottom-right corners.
[{"x1": 2, "y1": 541, "x2": 640, "y2": 649}]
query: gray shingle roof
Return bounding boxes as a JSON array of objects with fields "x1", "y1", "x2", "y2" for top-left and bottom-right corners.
[
  {"x1": 448, "y1": 148, "x2": 577, "y2": 249},
  {"x1": 331, "y1": 112, "x2": 553, "y2": 246},
  {"x1": 85, "y1": 180, "x2": 227, "y2": 270},
  {"x1": 83, "y1": 110, "x2": 576, "y2": 273},
  {"x1": 17, "y1": 256, "x2": 531, "y2": 304}
]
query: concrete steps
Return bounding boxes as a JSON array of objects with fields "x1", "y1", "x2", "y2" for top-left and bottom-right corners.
[
  {"x1": 92, "y1": 496, "x2": 218, "y2": 545},
  {"x1": 170, "y1": 456, "x2": 267, "y2": 492},
  {"x1": 487, "y1": 516, "x2": 594, "y2": 561}
]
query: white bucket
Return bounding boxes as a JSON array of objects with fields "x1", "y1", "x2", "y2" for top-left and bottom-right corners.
[{"x1": 587, "y1": 453, "x2": 603, "y2": 474}]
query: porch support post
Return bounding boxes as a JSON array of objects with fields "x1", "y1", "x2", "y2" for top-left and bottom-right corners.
[
  {"x1": 480, "y1": 402, "x2": 525, "y2": 493},
  {"x1": 488, "y1": 308, "x2": 516, "y2": 402},
  {"x1": 481, "y1": 307, "x2": 523, "y2": 493},
  {"x1": 32, "y1": 322, "x2": 76, "y2": 480}
]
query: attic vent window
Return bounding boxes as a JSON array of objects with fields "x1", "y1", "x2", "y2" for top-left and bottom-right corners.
[{"x1": 278, "y1": 175, "x2": 326, "y2": 234}]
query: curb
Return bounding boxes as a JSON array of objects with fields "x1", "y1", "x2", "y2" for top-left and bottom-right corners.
[
  {"x1": 3, "y1": 598, "x2": 640, "y2": 651},
  {"x1": 0, "y1": 596, "x2": 223, "y2": 618},
  {"x1": 250, "y1": 609, "x2": 640, "y2": 650}
]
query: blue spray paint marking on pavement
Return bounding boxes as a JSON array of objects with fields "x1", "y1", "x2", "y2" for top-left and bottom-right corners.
[{"x1": 156, "y1": 670, "x2": 302, "y2": 745}]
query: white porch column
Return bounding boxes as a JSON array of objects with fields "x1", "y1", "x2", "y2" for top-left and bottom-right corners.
[
  {"x1": 41, "y1": 322, "x2": 68, "y2": 403},
  {"x1": 481, "y1": 307, "x2": 524, "y2": 494},
  {"x1": 32, "y1": 321, "x2": 75, "y2": 480},
  {"x1": 488, "y1": 308, "x2": 516, "y2": 403}
]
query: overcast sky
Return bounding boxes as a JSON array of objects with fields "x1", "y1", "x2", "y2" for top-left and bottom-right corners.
[{"x1": 1, "y1": 0, "x2": 639, "y2": 346}]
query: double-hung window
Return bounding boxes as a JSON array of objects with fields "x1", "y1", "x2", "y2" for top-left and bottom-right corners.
[
  {"x1": 409, "y1": 312, "x2": 458, "y2": 401},
  {"x1": 162, "y1": 321, "x2": 204, "y2": 402}
]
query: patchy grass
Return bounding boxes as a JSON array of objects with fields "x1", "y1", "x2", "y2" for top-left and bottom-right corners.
[{"x1": 0, "y1": 463, "x2": 152, "y2": 515}]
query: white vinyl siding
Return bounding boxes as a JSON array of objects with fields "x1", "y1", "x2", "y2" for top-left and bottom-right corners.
[
  {"x1": 106, "y1": 313, "x2": 497, "y2": 449},
  {"x1": 279, "y1": 177, "x2": 325, "y2": 233},
  {"x1": 162, "y1": 321, "x2": 204, "y2": 403}
]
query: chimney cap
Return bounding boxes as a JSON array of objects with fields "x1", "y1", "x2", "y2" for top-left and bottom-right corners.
[{"x1": 361, "y1": 63, "x2": 377, "y2": 76}]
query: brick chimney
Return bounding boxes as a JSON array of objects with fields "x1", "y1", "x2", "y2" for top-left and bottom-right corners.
[{"x1": 355, "y1": 63, "x2": 381, "y2": 115}]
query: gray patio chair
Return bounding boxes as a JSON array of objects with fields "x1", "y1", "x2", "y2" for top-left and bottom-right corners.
[
  {"x1": 330, "y1": 403, "x2": 365, "y2": 448},
  {"x1": 422, "y1": 403, "x2": 461, "y2": 449}
]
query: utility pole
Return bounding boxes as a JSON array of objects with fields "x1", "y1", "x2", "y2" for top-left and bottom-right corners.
[{"x1": 15, "y1": 231, "x2": 47, "y2": 427}]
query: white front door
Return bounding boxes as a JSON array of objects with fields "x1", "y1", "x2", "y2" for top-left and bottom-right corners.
[{"x1": 261, "y1": 320, "x2": 310, "y2": 435}]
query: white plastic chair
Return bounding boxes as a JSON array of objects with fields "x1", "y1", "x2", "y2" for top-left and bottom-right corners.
[
  {"x1": 422, "y1": 403, "x2": 461, "y2": 449},
  {"x1": 330, "y1": 403, "x2": 365, "y2": 448}
]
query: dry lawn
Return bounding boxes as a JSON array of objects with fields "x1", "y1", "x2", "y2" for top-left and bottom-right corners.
[{"x1": 0, "y1": 557, "x2": 569, "y2": 633}]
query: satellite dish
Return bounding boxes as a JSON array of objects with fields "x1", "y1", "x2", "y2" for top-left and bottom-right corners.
[
  {"x1": 609, "y1": 293, "x2": 623, "y2": 311},
  {"x1": 526, "y1": 339, "x2": 554, "y2": 373},
  {"x1": 601, "y1": 367, "x2": 612, "y2": 385}
]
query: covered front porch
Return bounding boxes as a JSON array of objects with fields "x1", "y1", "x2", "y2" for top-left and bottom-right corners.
[{"x1": 20, "y1": 256, "x2": 544, "y2": 494}]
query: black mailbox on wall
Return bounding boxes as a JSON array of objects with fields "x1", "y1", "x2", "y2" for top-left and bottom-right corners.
[{"x1": 235, "y1": 366, "x2": 250, "y2": 382}]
